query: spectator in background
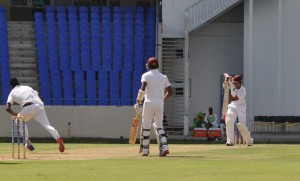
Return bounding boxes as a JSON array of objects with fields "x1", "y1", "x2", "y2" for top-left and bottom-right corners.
[
  {"x1": 204, "y1": 107, "x2": 218, "y2": 129},
  {"x1": 193, "y1": 111, "x2": 205, "y2": 128}
]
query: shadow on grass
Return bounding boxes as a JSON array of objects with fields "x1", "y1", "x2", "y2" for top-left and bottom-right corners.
[
  {"x1": 33, "y1": 152, "x2": 69, "y2": 155},
  {"x1": 0, "y1": 137, "x2": 224, "y2": 144},
  {"x1": 167, "y1": 155, "x2": 206, "y2": 158},
  {"x1": 0, "y1": 162, "x2": 21, "y2": 165},
  {"x1": 2, "y1": 137, "x2": 299, "y2": 144}
]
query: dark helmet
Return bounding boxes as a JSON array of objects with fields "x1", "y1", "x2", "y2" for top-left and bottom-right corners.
[
  {"x1": 147, "y1": 57, "x2": 159, "y2": 69},
  {"x1": 233, "y1": 75, "x2": 242, "y2": 83}
]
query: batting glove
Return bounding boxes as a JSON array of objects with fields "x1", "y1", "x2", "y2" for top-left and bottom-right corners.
[{"x1": 134, "y1": 104, "x2": 142, "y2": 114}]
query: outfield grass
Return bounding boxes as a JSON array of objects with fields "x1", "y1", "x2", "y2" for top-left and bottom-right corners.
[{"x1": 0, "y1": 143, "x2": 299, "y2": 181}]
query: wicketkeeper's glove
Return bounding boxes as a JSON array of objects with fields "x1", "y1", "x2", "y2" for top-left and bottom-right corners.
[{"x1": 134, "y1": 104, "x2": 142, "y2": 114}]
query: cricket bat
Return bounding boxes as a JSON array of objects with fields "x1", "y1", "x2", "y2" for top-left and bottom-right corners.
[
  {"x1": 222, "y1": 73, "x2": 230, "y2": 117},
  {"x1": 129, "y1": 113, "x2": 140, "y2": 144}
]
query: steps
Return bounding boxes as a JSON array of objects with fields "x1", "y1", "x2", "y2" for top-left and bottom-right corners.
[
  {"x1": 161, "y1": 38, "x2": 185, "y2": 135},
  {"x1": 8, "y1": 21, "x2": 39, "y2": 91}
]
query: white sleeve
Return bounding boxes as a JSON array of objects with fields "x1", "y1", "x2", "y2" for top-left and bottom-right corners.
[
  {"x1": 6, "y1": 92, "x2": 13, "y2": 104},
  {"x1": 141, "y1": 73, "x2": 147, "y2": 83},
  {"x1": 165, "y1": 76, "x2": 171, "y2": 88},
  {"x1": 237, "y1": 87, "x2": 246, "y2": 99}
]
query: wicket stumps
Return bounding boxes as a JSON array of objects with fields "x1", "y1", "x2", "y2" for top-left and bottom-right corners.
[{"x1": 11, "y1": 116, "x2": 26, "y2": 159}]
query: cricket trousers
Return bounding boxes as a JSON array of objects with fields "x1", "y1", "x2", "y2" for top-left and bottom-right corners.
[{"x1": 18, "y1": 103, "x2": 60, "y2": 141}]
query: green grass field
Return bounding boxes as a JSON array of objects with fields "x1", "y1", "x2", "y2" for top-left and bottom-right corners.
[{"x1": 0, "y1": 143, "x2": 299, "y2": 181}]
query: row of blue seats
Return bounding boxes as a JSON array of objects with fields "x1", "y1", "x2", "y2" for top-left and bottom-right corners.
[
  {"x1": 34, "y1": 7, "x2": 155, "y2": 105},
  {"x1": 44, "y1": 6, "x2": 152, "y2": 14},
  {"x1": 35, "y1": 14, "x2": 153, "y2": 71},
  {"x1": 0, "y1": 7, "x2": 11, "y2": 104},
  {"x1": 38, "y1": 70, "x2": 142, "y2": 106}
]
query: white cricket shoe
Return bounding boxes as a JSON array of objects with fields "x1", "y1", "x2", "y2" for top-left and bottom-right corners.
[
  {"x1": 226, "y1": 142, "x2": 234, "y2": 146},
  {"x1": 141, "y1": 148, "x2": 149, "y2": 156},
  {"x1": 247, "y1": 138, "x2": 254, "y2": 146}
]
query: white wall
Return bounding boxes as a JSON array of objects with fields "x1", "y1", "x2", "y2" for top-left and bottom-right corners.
[
  {"x1": 0, "y1": 106, "x2": 136, "y2": 138},
  {"x1": 189, "y1": 4, "x2": 244, "y2": 125},
  {"x1": 244, "y1": 0, "x2": 300, "y2": 119},
  {"x1": 162, "y1": 0, "x2": 199, "y2": 37}
]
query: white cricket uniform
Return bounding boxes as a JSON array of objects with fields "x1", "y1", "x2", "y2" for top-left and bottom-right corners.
[
  {"x1": 141, "y1": 69, "x2": 171, "y2": 129},
  {"x1": 226, "y1": 85, "x2": 253, "y2": 144},
  {"x1": 7, "y1": 85, "x2": 60, "y2": 141}
]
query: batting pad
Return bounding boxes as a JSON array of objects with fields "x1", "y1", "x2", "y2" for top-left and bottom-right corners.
[
  {"x1": 225, "y1": 114, "x2": 235, "y2": 144},
  {"x1": 237, "y1": 123, "x2": 252, "y2": 144},
  {"x1": 152, "y1": 123, "x2": 168, "y2": 152}
]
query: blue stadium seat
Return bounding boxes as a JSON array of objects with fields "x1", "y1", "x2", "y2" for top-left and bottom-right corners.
[
  {"x1": 133, "y1": 70, "x2": 143, "y2": 101},
  {"x1": 62, "y1": 70, "x2": 74, "y2": 105},
  {"x1": 121, "y1": 71, "x2": 132, "y2": 105},
  {"x1": 46, "y1": 6, "x2": 55, "y2": 12},
  {"x1": 91, "y1": 13, "x2": 99, "y2": 20},
  {"x1": 102, "y1": 22, "x2": 112, "y2": 71},
  {"x1": 110, "y1": 71, "x2": 120, "y2": 106},
  {"x1": 136, "y1": 7, "x2": 144, "y2": 13},
  {"x1": 69, "y1": 12, "x2": 80, "y2": 70},
  {"x1": 87, "y1": 70, "x2": 97, "y2": 105},
  {"x1": 91, "y1": 6, "x2": 99, "y2": 13},
  {"x1": 91, "y1": 17, "x2": 101, "y2": 70},
  {"x1": 50, "y1": 69, "x2": 63, "y2": 105},
  {"x1": 68, "y1": 6, "x2": 77, "y2": 13},
  {"x1": 74, "y1": 70, "x2": 85, "y2": 105},
  {"x1": 123, "y1": 10, "x2": 134, "y2": 71},
  {"x1": 79, "y1": 6, "x2": 88, "y2": 12},
  {"x1": 57, "y1": 10, "x2": 69, "y2": 70},
  {"x1": 98, "y1": 71, "x2": 108, "y2": 105},
  {"x1": 113, "y1": 12, "x2": 122, "y2": 71},
  {"x1": 101, "y1": 7, "x2": 112, "y2": 71},
  {"x1": 145, "y1": 8, "x2": 156, "y2": 67},
  {"x1": 102, "y1": 6, "x2": 110, "y2": 13},
  {"x1": 57, "y1": 6, "x2": 66, "y2": 12}
]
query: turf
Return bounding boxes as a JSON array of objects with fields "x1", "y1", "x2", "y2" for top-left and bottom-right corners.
[{"x1": 0, "y1": 143, "x2": 299, "y2": 181}]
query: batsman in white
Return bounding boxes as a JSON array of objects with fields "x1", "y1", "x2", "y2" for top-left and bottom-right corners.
[
  {"x1": 6, "y1": 78, "x2": 65, "y2": 152},
  {"x1": 134, "y1": 57, "x2": 173, "y2": 157},
  {"x1": 225, "y1": 75, "x2": 253, "y2": 146}
]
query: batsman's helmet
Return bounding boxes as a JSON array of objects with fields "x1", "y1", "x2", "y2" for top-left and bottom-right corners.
[
  {"x1": 233, "y1": 75, "x2": 242, "y2": 83},
  {"x1": 147, "y1": 57, "x2": 159, "y2": 69}
]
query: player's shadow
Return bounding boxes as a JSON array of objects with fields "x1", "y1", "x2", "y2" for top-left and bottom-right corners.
[
  {"x1": 148, "y1": 155, "x2": 205, "y2": 158},
  {"x1": 34, "y1": 152, "x2": 69, "y2": 154},
  {"x1": 0, "y1": 162, "x2": 21, "y2": 165},
  {"x1": 167, "y1": 155, "x2": 206, "y2": 158}
]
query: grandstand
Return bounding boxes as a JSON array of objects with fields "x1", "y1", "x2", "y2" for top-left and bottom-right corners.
[{"x1": 8, "y1": 4, "x2": 155, "y2": 106}]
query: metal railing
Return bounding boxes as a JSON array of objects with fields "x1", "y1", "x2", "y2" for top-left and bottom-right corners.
[
  {"x1": 184, "y1": 0, "x2": 242, "y2": 32},
  {"x1": 10, "y1": 0, "x2": 32, "y2": 7}
]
